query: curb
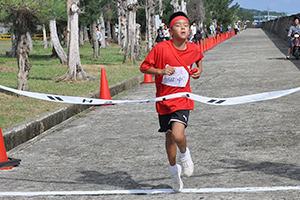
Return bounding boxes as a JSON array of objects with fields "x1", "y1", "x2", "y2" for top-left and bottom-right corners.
[{"x1": 3, "y1": 74, "x2": 144, "y2": 151}]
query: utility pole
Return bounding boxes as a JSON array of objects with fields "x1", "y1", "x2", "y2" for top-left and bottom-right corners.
[{"x1": 267, "y1": 6, "x2": 270, "y2": 21}]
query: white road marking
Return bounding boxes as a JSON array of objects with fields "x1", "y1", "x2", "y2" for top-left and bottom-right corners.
[{"x1": 1, "y1": 186, "x2": 300, "y2": 196}]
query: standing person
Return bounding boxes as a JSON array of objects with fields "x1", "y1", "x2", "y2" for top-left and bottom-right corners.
[
  {"x1": 96, "y1": 27, "x2": 102, "y2": 49},
  {"x1": 287, "y1": 16, "x2": 300, "y2": 59},
  {"x1": 227, "y1": 24, "x2": 232, "y2": 34},
  {"x1": 140, "y1": 11, "x2": 204, "y2": 192},
  {"x1": 155, "y1": 23, "x2": 165, "y2": 43},
  {"x1": 190, "y1": 22, "x2": 197, "y2": 42},
  {"x1": 163, "y1": 25, "x2": 170, "y2": 41},
  {"x1": 216, "y1": 25, "x2": 221, "y2": 35},
  {"x1": 193, "y1": 30, "x2": 202, "y2": 45},
  {"x1": 234, "y1": 22, "x2": 239, "y2": 35},
  {"x1": 209, "y1": 22, "x2": 215, "y2": 37}
]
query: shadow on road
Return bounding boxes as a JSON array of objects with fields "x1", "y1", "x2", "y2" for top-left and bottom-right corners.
[
  {"x1": 220, "y1": 159, "x2": 300, "y2": 181},
  {"x1": 76, "y1": 170, "x2": 172, "y2": 190}
]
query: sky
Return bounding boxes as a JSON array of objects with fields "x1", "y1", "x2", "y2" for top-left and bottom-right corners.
[{"x1": 231, "y1": 0, "x2": 300, "y2": 15}]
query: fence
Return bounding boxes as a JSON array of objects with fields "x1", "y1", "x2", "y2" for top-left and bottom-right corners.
[{"x1": 0, "y1": 34, "x2": 50, "y2": 41}]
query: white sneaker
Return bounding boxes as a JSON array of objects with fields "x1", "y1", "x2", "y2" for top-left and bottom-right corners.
[
  {"x1": 180, "y1": 148, "x2": 194, "y2": 177},
  {"x1": 170, "y1": 165, "x2": 183, "y2": 192},
  {"x1": 286, "y1": 55, "x2": 290, "y2": 59}
]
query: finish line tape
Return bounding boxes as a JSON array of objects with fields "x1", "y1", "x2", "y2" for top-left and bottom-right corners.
[
  {"x1": 1, "y1": 186, "x2": 300, "y2": 196},
  {"x1": 1, "y1": 84, "x2": 300, "y2": 106}
]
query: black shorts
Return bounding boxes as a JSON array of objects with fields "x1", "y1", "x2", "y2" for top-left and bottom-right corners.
[{"x1": 158, "y1": 110, "x2": 190, "y2": 132}]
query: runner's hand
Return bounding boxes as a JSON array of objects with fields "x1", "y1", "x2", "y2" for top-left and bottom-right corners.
[
  {"x1": 191, "y1": 68, "x2": 201, "y2": 79},
  {"x1": 160, "y1": 66, "x2": 175, "y2": 76}
]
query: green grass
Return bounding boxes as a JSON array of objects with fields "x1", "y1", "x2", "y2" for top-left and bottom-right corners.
[{"x1": 0, "y1": 40, "x2": 146, "y2": 129}]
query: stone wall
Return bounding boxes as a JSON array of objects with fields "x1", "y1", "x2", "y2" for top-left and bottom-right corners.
[{"x1": 261, "y1": 14, "x2": 300, "y2": 42}]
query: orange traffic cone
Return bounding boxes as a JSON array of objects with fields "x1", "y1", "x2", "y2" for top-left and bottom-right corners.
[
  {"x1": 0, "y1": 126, "x2": 21, "y2": 170},
  {"x1": 99, "y1": 68, "x2": 113, "y2": 106},
  {"x1": 140, "y1": 73, "x2": 154, "y2": 85}
]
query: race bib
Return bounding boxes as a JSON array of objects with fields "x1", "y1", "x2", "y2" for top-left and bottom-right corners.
[{"x1": 162, "y1": 66, "x2": 189, "y2": 87}]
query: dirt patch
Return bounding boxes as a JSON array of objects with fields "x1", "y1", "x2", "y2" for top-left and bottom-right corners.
[
  {"x1": 0, "y1": 66, "x2": 16, "y2": 72},
  {"x1": 0, "y1": 91, "x2": 13, "y2": 99},
  {"x1": 82, "y1": 64, "x2": 106, "y2": 71},
  {"x1": 82, "y1": 65, "x2": 103, "y2": 77}
]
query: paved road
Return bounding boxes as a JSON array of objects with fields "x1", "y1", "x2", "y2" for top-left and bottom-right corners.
[{"x1": 1, "y1": 29, "x2": 300, "y2": 200}]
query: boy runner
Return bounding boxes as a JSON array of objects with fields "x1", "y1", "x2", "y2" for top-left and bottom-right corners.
[{"x1": 140, "y1": 11, "x2": 204, "y2": 192}]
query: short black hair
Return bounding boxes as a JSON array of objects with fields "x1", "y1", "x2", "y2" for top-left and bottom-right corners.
[
  {"x1": 294, "y1": 16, "x2": 300, "y2": 21},
  {"x1": 168, "y1": 11, "x2": 189, "y2": 27}
]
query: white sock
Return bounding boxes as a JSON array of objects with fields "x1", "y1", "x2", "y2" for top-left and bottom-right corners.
[
  {"x1": 170, "y1": 164, "x2": 179, "y2": 174},
  {"x1": 179, "y1": 147, "x2": 190, "y2": 159}
]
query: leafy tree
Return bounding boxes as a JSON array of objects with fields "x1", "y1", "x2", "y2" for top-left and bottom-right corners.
[
  {"x1": 80, "y1": 0, "x2": 103, "y2": 58},
  {"x1": 0, "y1": 0, "x2": 63, "y2": 90},
  {"x1": 204, "y1": 0, "x2": 239, "y2": 31},
  {"x1": 237, "y1": 8, "x2": 254, "y2": 21},
  {"x1": 161, "y1": 0, "x2": 174, "y2": 25}
]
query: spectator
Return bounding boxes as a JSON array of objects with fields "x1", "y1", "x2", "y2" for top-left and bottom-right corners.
[
  {"x1": 227, "y1": 24, "x2": 232, "y2": 34},
  {"x1": 190, "y1": 22, "x2": 197, "y2": 42},
  {"x1": 209, "y1": 23, "x2": 215, "y2": 37},
  {"x1": 193, "y1": 30, "x2": 202, "y2": 45},
  {"x1": 155, "y1": 23, "x2": 165, "y2": 43},
  {"x1": 96, "y1": 27, "x2": 102, "y2": 48},
  {"x1": 163, "y1": 25, "x2": 170, "y2": 41},
  {"x1": 216, "y1": 25, "x2": 221, "y2": 35},
  {"x1": 234, "y1": 22, "x2": 239, "y2": 35}
]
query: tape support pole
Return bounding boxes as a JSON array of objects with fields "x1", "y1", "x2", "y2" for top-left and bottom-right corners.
[{"x1": 1, "y1": 84, "x2": 300, "y2": 106}]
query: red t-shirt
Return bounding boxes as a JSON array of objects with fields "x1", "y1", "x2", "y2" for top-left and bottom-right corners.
[{"x1": 140, "y1": 40, "x2": 204, "y2": 115}]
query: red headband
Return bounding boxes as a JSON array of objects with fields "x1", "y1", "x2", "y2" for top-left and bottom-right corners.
[{"x1": 170, "y1": 16, "x2": 189, "y2": 28}]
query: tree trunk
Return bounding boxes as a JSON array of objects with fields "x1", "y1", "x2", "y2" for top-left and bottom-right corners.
[
  {"x1": 181, "y1": 0, "x2": 187, "y2": 14},
  {"x1": 66, "y1": 0, "x2": 72, "y2": 54},
  {"x1": 98, "y1": 13, "x2": 106, "y2": 48},
  {"x1": 9, "y1": 32, "x2": 18, "y2": 57},
  {"x1": 26, "y1": 32, "x2": 33, "y2": 50},
  {"x1": 106, "y1": 21, "x2": 112, "y2": 40},
  {"x1": 158, "y1": 0, "x2": 163, "y2": 24},
  {"x1": 135, "y1": 23, "x2": 142, "y2": 61},
  {"x1": 79, "y1": 24, "x2": 84, "y2": 47},
  {"x1": 145, "y1": 0, "x2": 155, "y2": 52},
  {"x1": 58, "y1": 1, "x2": 93, "y2": 81},
  {"x1": 49, "y1": 19, "x2": 67, "y2": 64},
  {"x1": 90, "y1": 22, "x2": 99, "y2": 58},
  {"x1": 17, "y1": 34, "x2": 31, "y2": 91},
  {"x1": 83, "y1": 26, "x2": 89, "y2": 43},
  {"x1": 187, "y1": 0, "x2": 205, "y2": 37},
  {"x1": 118, "y1": 0, "x2": 127, "y2": 50},
  {"x1": 124, "y1": 0, "x2": 138, "y2": 64},
  {"x1": 170, "y1": 0, "x2": 180, "y2": 12},
  {"x1": 42, "y1": 24, "x2": 48, "y2": 48},
  {"x1": 112, "y1": 24, "x2": 116, "y2": 40}
]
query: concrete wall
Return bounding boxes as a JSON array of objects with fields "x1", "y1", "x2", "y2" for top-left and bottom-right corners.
[{"x1": 261, "y1": 14, "x2": 300, "y2": 42}]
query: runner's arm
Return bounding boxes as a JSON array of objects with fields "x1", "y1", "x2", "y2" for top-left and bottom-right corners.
[
  {"x1": 140, "y1": 66, "x2": 175, "y2": 76},
  {"x1": 191, "y1": 60, "x2": 203, "y2": 79}
]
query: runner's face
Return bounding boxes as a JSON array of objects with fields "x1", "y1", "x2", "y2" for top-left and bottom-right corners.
[{"x1": 171, "y1": 20, "x2": 189, "y2": 40}]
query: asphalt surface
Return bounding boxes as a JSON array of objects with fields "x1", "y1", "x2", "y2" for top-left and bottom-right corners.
[{"x1": 1, "y1": 29, "x2": 300, "y2": 200}]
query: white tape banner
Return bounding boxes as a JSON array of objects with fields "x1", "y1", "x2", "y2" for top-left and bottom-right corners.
[{"x1": 1, "y1": 84, "x2": 300, "y2": 106}]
